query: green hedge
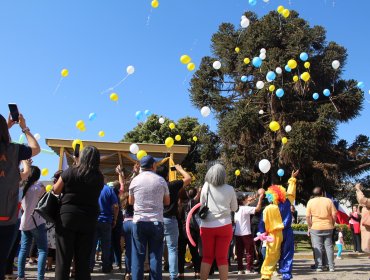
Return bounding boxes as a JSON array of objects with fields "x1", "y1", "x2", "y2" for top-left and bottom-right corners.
[{"x1": 292, "y1": 224, "x2": 353, "y2": 249}]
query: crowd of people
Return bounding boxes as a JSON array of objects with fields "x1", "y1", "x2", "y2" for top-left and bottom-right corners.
[{"x1": 0, "y1": 112, "x2": 370, "y2": 280}]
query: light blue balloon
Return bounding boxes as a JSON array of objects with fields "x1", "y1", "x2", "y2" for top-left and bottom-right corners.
[
  {"x1": 252, "y1": 57, "x2": 263, "y2": 68},
  {"x1": 88, "y1": 113, "x2": 96, "y2": 121},
  {"x1": 285, "y1": 65, "x2": 291, "y2": 72},
  {"x1": 313, "y1": 93, "x2": 319, "y2": 100},
  {"x1": 266, "y1": 71, "x2": 276, "y2": 81},
  {"x1": 241, "y1": 75, "x2": 248, "y2": 82},
  {"x1": 135, "y1": 111, "x2": 144, "y2": 120},
  {"x1": 277, "y1": 169, "x2": 285, "y2": 177},
  {"x1": 357, "y1": 81, "x2": 365, "y2": 89},
  {"x1": 323, "y1": 89, "x2": 331, "y2": 97},
  {"x1": 249, "y1": 0, "x2": 257, "y2": 6},
  {"x1": 300, "y1": 52, "x2": 309, "y2": 61},
  {"x1": 276, "y1": 88, "x2": 285, "y2": 98},
  {"x1": 144, "y1": 110, "x2": 151, "y2": 117}
]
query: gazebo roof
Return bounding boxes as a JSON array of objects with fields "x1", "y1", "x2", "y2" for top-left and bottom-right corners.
[{"x1": 46, "y1": 138, "x2": 191, "y2": 180}]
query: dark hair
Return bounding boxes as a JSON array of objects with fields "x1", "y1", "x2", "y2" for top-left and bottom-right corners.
[
  {"x1": 0, "y1": 114, "x2": 11, "y2": 153},
  {"x1": 187, "y1": 188, "x2": 197, "y2": 199},
  {"x1": 312, "y1": 187, "x2": 323, "y2": 197},
  {"x1": 52, "y1": 170, "x2": 63, "y2": 184},
  {"x1": 121, "y1": 192, "x2": 129, "y2": 210},
  {"x1": 23, "y1": 166, "x2": 41, "y2": 199},
  {"x1": 76, "y1": 146, "x2": 101, "y2": 178},
  {"x1": 156, "y1": 165, "x2": 169, "y2": 180}
]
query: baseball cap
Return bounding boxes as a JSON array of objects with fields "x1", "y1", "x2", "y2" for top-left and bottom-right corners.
[{"x1": 140, "y1": 155, "x2": 157, "y2": 169}]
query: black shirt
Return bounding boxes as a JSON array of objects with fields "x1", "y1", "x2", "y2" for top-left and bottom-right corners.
[
  {"x1": 18, "y1": 145, "x2": 32, "y2": 162},
  {"x1": 250, "y1": 197, "x2": 269, "y2": 226},
  {"x1": 60, "y1": 167, "x2": 104, "y2": 231},
  {"x1": 163, "y1": 180, "x2": 184, "y2": 218}
]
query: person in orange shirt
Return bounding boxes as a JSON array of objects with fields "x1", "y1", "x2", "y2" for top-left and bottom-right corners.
[{"x1": 306, "y1": 187, "x2": 337, "y2": 272}]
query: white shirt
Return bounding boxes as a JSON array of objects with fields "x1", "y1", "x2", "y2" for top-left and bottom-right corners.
[
  {"x1": 336, "y1": 232, "x2": 344, "y2": 245},
  {"x1": 234, "y1": 205, "x2": 256, "y2": 236}
]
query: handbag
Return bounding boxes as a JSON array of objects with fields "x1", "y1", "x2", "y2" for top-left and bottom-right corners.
[
  {"x1": 199, "y1": 184, "x2": 210, "y2": 220},
  {"x1": 33, "y1": 191, "x2": 60, "y2": 224}
]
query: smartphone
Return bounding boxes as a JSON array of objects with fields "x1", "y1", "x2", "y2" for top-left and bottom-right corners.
[
  {"x1": 170, "y1": 166, "x2": 177, "y2": 171},
  {"x1": 74, "y1": 144, "x2": 80, "y2": 158},
  {"x1": 8, "y1": 103, "x2": 19, "y2": 122}
]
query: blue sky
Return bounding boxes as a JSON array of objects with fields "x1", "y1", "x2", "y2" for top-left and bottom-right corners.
[{"x1": 1, "y1": 0, "x2": 369, "y2": 177}]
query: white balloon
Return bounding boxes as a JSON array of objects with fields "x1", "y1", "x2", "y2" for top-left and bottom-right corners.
[
  {"x1": 241, "y1": 15, "x2": 247, "y2": 20},
  {"x1": 332, "y1": 60, "x2": 340, "y2": 70},
  {"x1": 263, "y1": 0, "x2": 270, "y2": 2},
  {"x1": 275, "y1": 67, "x2": 282, "y2": 75},
  {"x1": 213, "y1": 61, "x2": 221, "y2": 70},
  {"x1": 126, "y1": 65, "x2": 135, "y2": 75},
  {"x1": 201, "y1": 106, "x2": 211, "y2": 117},
  {"x1": 256, "y1": 81, "x2": 265, "y2": 89},
  {"x1": 260, "y1": 48, "x2": 266, "y2": 54},
  {"x1": 259, "y1": 53, "x2": 266, "y2": 60},
  {"x1": 285, "y1": 125, "x2": 292, "y2": 133},
  {"x1": 34, "y1": 133, "x2": 41, "y2": 141},
  {"x1": 259, "y1": 159, "x2": 271, "y2": 174},
  {"x1": 240, "y1": 18, "x2": 250, "y2": 28},
  {"x1": 259, "y1": 110, "x2": 264, "y2": 115},
  {"x1": 159, "y1": 117, "x2": 165, "y2": 124},
  {"x1": 129, "y1": 144, "x2": 140, "y2": 155}
]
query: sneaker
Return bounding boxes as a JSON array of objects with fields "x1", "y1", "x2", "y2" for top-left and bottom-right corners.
[
  {"x1": 238, "y1": 271, "x2": 245, "y2": 275},
  {"x1": 245, "y1": 270, "x2": 258, "y2": 274},
  {"x1": 316, "y1": 268, "x2": 323, "y2": 272},
  {"x1": 310, "y1": 264, "x2": 317, "y2": 269},
  {"x1": 336, "y1": 256, "x2": 343, "y2": 260},
  {"x1": 322, "y1": 266, "x2": 329, "y2": 271},
  {"x1": 329, "y1": 269, "x2": 335, "y2": 272}
]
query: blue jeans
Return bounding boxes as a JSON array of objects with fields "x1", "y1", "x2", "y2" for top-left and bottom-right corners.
[
  {"x1": 132, "y1": 221, "x2": 164, "y2": 280},
  {"x1": 122, "y1": 221, "x2": 133, "y2": 274},
  {"x1": 0, "y1": 224, "x2": 18, "y2": 279},
  {"x1": 90, "y1": 222, "x2": 112, "y2": 271},
  {"x1": 18, "y1": 224, "x2": 48, "y2": 280},
  {"x1": 336, "y1": 243, "x2": 343, "y2": 257},
  {"x1": 163, "y1": 217, "x2": 179, "y2": 280}
]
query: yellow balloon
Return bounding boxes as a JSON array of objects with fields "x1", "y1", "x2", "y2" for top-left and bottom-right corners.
[
  {"x1": 165, "y1": 137, "x2": 174, "y2": 148},
  {"x1": 282, "y1": 137, "x2": 288, "y2": 144},
  {"x1": 72, "y1": 139, "x2": 84, "y2": 151},
  {"x1": 269, "y1": 85, "x2": 275, "y2": 92},
  {"x1": 98, "y1": 131, "x2": 105, "y2": 137},
  {"x1": 187, "y1": 63, "x2": 196, "y2": 71},
  {"x1": 235, "y1": 47, "x2": 240, "y2": 53},
  {"x1": 169, "y1": 123, "x2": 175, "y2": 130},
  {"x1": 61, "y1": 68, "x2": 69, "y2": 77},
  {"x1": 235, "y1": 169, "x2": 241, "y2": 176},
  {"x1": 41, "y1": 168, "x2": 49, "y2": 177},
  {"x1": 193, "y1": 136, "x2": 198, "y2": 142},
  {"x1": 110, "y1": 93, "x2": 119, "y2": 102},
  {"x1": 80, "y1": 127, "x2": 86, "y2": 132},
  {"x1": 180, "y1": 55, "x2": 191, "y2": 64},
  {"x1": 175, "y1": 135, "x2": 181, "y2": 141},
  {"x1": 243, "y1": 57, "x2": 250, "y2": 64},
  {"x1": 76, "y1": 120, "x2": 85, "y2": 129},
  {"x1": 46, "y1": 185, "x2": 53, "y2": 193},
  {"x1": 304, "y1": 62, "x2": 311, "y2": 69},
  {"x1": 137, "y1": 150, "x2": 147, "y2": 161},
  {"x1": 287, "y1": 59, "x2": 297, "y2": 69},
  {"x1": 282, "y1": 9, "x2": 290, "y2": 18},
  {"x1": 277, "y1": 5, "x2": 285, "y2": 13},
  {"x1": 151, "y1": 0, "x2": 159, "y2": 8},
  {"x1": 293, "y1": 75, "x2": 299, "y2": 82},
  {"x1": 269, "y1": 121, "x2": 280, "y2": 132},
  {"x1": 300, "y1": 72, "x2": 310, "y2": 82}
]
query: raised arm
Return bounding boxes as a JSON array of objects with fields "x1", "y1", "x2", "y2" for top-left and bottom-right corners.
[
  {"x1": 20, "y1": 159, "x2": 32, "y2": 181},
  {"x1": 355, "y1": 183, "x2": 370, "y2": 208},
  {"x1": 18, "y1": 114, "x2": 40, "y2": 157},
  {"x1": 286, "y1": 170, "x2": 299, "y2": 204},
  {"x1": 174, "y1": 165, "x2": 192, "y2": 187}
]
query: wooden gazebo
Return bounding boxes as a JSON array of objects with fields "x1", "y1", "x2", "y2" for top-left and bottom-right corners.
[{"x1": 46, "y1": 138, "x2": 191, "y2": 181}]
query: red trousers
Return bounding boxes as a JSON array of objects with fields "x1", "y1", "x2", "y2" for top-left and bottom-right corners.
[
  {"x1": 235, "y1": 234, "x2": 254, "y2": 271},
  {"x1": 200, "y1": 224, "x2": 233, "y2": 266}
]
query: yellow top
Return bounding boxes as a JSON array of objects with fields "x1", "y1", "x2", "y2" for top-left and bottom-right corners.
[
  {"x1": 263, "y1": 204, "x2": 284, "y2": 233},
  {"x1": 306, "y1": 197, "x2": 337, "y2": 230},
  {"x1": 286, "y1": 177, "x2": 297, "y2": 204}
]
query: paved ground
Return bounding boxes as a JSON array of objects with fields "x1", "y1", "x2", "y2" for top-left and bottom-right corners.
[{"x1": 14, "y1": 253, "x2": 370, "y2": 280}]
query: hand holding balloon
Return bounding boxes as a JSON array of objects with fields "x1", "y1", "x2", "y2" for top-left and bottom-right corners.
[{"x1": 254, "y1": 232, "x2": 274, "y2": 243}]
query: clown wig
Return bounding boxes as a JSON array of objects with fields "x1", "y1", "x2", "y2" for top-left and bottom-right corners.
[{"x1": 266, "y1": 185, "x2": 287, "y2": 205}]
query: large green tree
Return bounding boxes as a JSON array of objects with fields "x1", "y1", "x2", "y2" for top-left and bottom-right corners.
[
  {"x1": 189, "y1": 10, "x2": 368, "y2": 203},
  {"x1": 122, "y1": 115, "x2": 220, "y2": 186}
]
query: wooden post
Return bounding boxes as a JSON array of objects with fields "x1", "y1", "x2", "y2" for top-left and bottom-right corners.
[{"x1": 58, "y1": 147, "x2": 65, "y2": 171}]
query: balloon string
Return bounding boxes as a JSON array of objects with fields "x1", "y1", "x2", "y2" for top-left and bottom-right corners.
[
  {"x1": 52, "y1": 77, "x2": 63, "y2": 95},
  {"x1": 100, "y1": 74, "x2": 129, "y2": 94},
  {"x1": 146, "y1": 8, "x2": 153, "y2": 26}
]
